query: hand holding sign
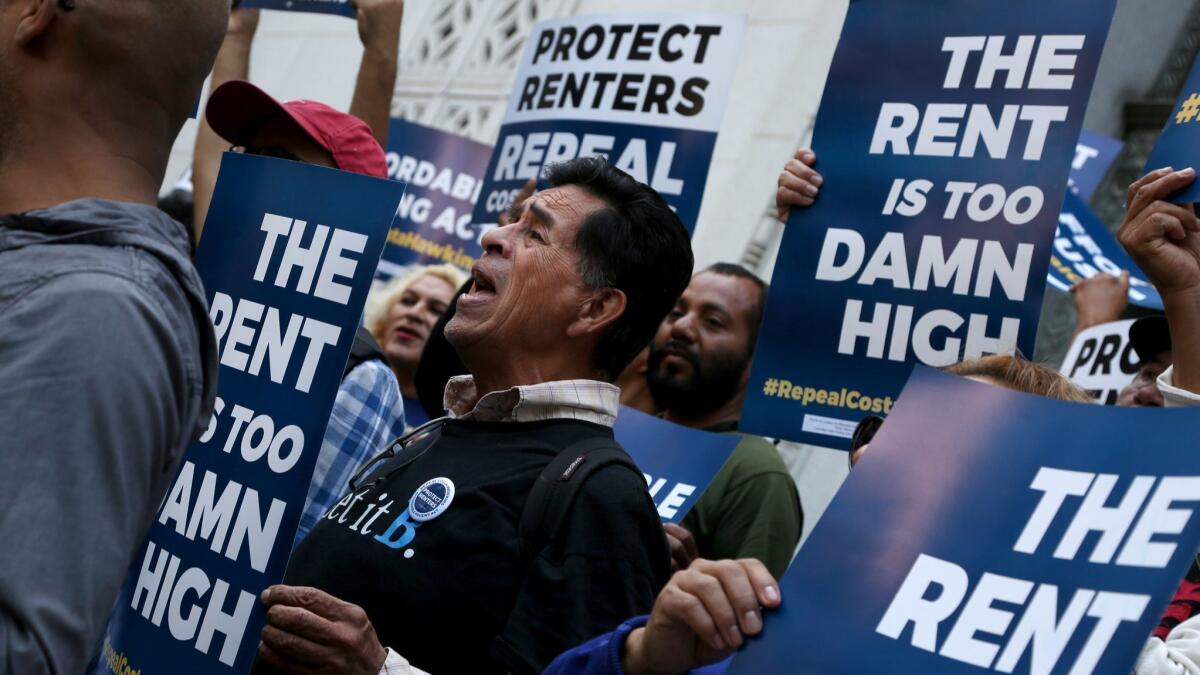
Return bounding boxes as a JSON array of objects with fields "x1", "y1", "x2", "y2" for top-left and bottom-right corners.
[
  {"x1": 258, "y1": 585, "x2": 387, "y2": 675},
  {"x1": 353, "y1": 0, "x2": 404, "y2": 56},
  {"x1": 664, "y1": 522, "x2": 700, "y2": 572},
  {"x1": 1119, "y1": 168, "x2": 1200, "y2": 297},
  {"x1": 623, "y1": 559, "x2": 780, "y2": 675},
  {"x1": 1070, "y1": 271, "x2": 1129, "y2": 336},
  {"x1": 227, "y1": 4, "x2": 261, "y2": 43},
  {"x1": 775, "y1": 148, "x2": 822, "y2": 221}
]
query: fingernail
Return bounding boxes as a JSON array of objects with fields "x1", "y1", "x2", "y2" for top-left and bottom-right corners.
[
  {"x1": 811, "y1": 174, "x2": 823, "y2": 187},
  {"x1": 805, "y1": 184, "x2": 819, "y2": 196},
  {"x1": 763, "y1": 586, "x2": 779, "y2": 604},
  {"x1": 728, "y1": 625, "x2": 742, "y2": 647},
  {"x1": 1181, "y1": 167, "x2": 1196, "y2": 176},
  {"x1": 744, "y1": 610, "x2": 763, "y2": 634},
  {"x1": 713, "y1": 632, "x2": 727, "y2": 650},
  {"x1": 261, "y1": 589, "x2": 271, "y2": 603}
]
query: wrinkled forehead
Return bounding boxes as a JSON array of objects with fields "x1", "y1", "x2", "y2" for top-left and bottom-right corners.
[{"x1": 529, "y1": 185, "x2": 608, "y2": 239}]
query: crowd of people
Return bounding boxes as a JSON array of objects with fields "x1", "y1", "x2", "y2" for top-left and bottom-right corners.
[{"x1": 1, "y1": 1, "x2": 1199, "y2": 674}]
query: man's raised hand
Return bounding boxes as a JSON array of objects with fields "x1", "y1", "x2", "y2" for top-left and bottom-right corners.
[
  {"x1": 775, "y1": 148, "x2": 822, "y2": 221},
  {"x1": 1118, "y1": 167, "x2": 1200, "y2": 296}
]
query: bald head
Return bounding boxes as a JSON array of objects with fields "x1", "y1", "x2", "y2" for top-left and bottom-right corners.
[{"x1": 0, "y1": 0, "x2": 228, "y2": 210}]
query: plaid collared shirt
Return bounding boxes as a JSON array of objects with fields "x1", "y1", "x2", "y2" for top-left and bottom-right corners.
[
  {"x1": 443, "y1": 375, "x2": 620, "y2": 428},
  {"x1": 293, "y1": 359, "x2": 407, "y2": 548}
]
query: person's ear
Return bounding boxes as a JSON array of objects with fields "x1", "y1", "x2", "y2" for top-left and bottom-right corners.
[
  {"x1": 14, "y1": 0, "x2": 57, "y2": 48},
  {"x1": 567, "y1": 287, "x2": 626, "y2": 338}
]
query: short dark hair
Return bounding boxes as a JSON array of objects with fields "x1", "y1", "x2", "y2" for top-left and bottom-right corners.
[
  {"x1": 702, "y1": 263, "x2": 768, "y2": 350},
  {"x1": 545, "y1": 157, "x2": 694, "y2": 381}
]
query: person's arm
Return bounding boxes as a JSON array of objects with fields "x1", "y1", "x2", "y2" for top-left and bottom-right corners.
[
  {"x1": 1117, "y1": 167, "x2": 1200, "y2": 397},
  {"x1": 0, "y1": 273, "x2": 194, "y2": 673},
  {"x1": 684, "y1": 438, "x2": 803, "y2": 579},
  {"x1": 1069, "y1": 271, "x2": 1130, "y2": 337},
  {"x1": 349, "y1": 0, "x2": 405, "y2": 147},
  {"x1": 698, "y1": 470, "x2": 802, "y2": 579},
  {"x1": 192, "y1": 6, "x2": 260, "y2": 239},
  {"x1": 775, "y1": 148, "x2": 822, "y2": 221}
]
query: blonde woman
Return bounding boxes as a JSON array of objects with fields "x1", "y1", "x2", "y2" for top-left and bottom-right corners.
[{"x1": 365, "y1": 264, "x2": 467, "y2": 407}]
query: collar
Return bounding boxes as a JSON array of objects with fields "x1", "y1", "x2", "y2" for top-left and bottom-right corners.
[{"x1": 443, "y1": 376, "x2": 620, "y2": 427}]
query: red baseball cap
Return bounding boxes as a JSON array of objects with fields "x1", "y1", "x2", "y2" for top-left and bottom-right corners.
[{"x1": 205, "y1": 80, "x2": 388, "y2": 179}]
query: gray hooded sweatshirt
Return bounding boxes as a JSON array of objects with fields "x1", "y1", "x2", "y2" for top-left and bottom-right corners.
[{"x1": 0, "y1": 199, "x2": 217, "y2": 674}]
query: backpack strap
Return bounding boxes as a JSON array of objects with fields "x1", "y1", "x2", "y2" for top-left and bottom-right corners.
[
  {"x1": 518, "y1": 436, "x2": 644, "y2": 563},
  {"x1": 343, "y1": 326, "x2": 387, "y2": 380}
]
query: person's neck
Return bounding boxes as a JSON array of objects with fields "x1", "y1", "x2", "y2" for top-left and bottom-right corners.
[
  {"x1": 619, "y1": 378, "x2": 661, "y2": 416},
  {"x1": 393, "y1": 366, "x2": 418, "y2": 400},
  {"x1": 663, "y1": 390, "x2": 745, "y2": 431},
  {"x1": 467, "y1": 350, "x2": 598, "y2": 399},
  {"x1": 0, "y1": 105, "x2": 172, "y2": 215}
]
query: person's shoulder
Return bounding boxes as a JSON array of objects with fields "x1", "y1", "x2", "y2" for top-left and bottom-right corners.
[
  {"x1": 7, "y1": 268, "x2": 164, "y2": 328},
  {"x1": 727, "y1": 432, "x2": 790, "y2": 473},
  {"x1": 567, "y1": 442, "x2": 656, "y2": 520},
  {"x1": 344, "y1": 356, "x2": 399, "y2": 389}
]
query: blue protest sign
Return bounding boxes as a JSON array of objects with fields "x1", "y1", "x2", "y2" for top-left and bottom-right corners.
[
  {"x1": 93, "y1": 152, "x2": 405, "y2": 674},
  {"x1": 741, "y1": 0, "x2": 1116, "y2": 448},
  {"x1": 378, "y1": 119, "x2": 492, "y2": 279},
  {"x1": 470, "y1": 14, "x2": 745, "y2": 237},
  {"x1": 730, "y1": 366, "x2": 1200, "y2": 675},
  {"x1": 1070, "y1": 131, "x2": 1122, "y2": 201},
  {"x1": 1047, "y1": 192, "x2": 1163, "y2": 310},
  {"x1": 239, "y1": 0, "x2": 355, "y2": 18},
  {"x1": 1143, "y1": 54, "x2": 1200, "y2": 203},
  {"x1": 613, "y1": 406, "x2": 737, "y2": 524}
]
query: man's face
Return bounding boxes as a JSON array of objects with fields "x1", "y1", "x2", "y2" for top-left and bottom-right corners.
[
  {"x1": 243, "y1": 117, "x2": 336, "y2": 168},
  {"x1": 646, "y1": 271, "x2": 760, "y2": 415},
  {"x1": 382, "y1": 273, "x2": 456, "y2": 370},
  {"x1": 445, "y1": 185, "x2": 604, "y2": 358},
  {"x1": 1116, "y1": 351, "x2": 1171, "y2": 407}
]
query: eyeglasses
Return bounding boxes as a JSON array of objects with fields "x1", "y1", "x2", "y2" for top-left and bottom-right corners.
[
  {"x1": 347, "y1": 417, "x2": 448, "y2": 493},
  {"x1": 848, "y1": 415, "x2": 883, "y2": 469},
  {"x1": 230, "y1": 144, "x2": 303, "y2": 163}
]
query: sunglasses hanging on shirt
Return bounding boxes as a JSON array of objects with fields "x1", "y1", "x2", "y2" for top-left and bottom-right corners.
[{"x1": 347, "y1": 417, "x2": 450, "y2": 493}]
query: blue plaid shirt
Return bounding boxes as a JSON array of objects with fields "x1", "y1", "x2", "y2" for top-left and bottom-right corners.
[{"x1": 294, "y1": 359, "x2": 406, "y2": 548}]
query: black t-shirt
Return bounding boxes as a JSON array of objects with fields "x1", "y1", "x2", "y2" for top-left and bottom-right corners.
[{"x1": 284, "y1": 418, "x2": 671, "y2": 674}]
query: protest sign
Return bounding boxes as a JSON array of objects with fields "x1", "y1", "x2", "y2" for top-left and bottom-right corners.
[
  {"x1": 741, "y1": 0, "x2": 1116, "y2": 448},
  {"x1": 93, "y1": 153, "x2": 404, "y2": 674},
  {"x1": 1070, "y1": 130, "x2": 1122, "y2": 201},
  {"x1": 470, "y1": 13, "x2": 745, "y2": 236},
  {"x1": 1143, "y1": 53, "x2": 1200, "y2": 203},
  {"x1": 613, "y1": 406, "x2": 737, "y2": 523},
  {"x1": 1047, "y1": 193, "x2": 1163, "y2": 311},
  {"x1": 1060, "y1": 319, "x2": 1139, "y2": 405},
  {"x1": 378, "y1": 119, "x2": 492, "y2": 279},
  {"x1": 729, "y1": 366, "x2": 1200, "y2": 675},
  {"x1": 239, "y1": 0, "x2": 355, "y2": 18}
]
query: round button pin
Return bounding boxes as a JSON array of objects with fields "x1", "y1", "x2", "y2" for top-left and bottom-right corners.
[{"x1": 408, "y1": 477, "x2": 455, "y2": 523}]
